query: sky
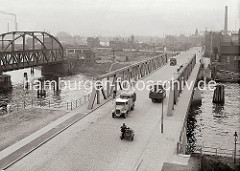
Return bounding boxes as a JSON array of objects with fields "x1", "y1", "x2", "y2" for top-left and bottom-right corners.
[{"x1": 0, "y1": 0, "x2": 239, "y2": 36}]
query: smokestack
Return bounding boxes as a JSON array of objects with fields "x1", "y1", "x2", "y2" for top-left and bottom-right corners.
[
  {"x1": 7, "y1": 23, "x2": 9, "y2": 32},
  {"x1": 0, "y1": 11, "x2": 17, "y2": 31},
  {"x1": 14, "y1": 15, "x2": 17, "y2": 31},
  {"x1": 15, "y1": 22, "x2": 18, "y2": 31},
  {"x1": 238, "y1": 29, "x2": 240, "y2": 45},
  {"x1": 224, "y1": 6, "x2": 228, "y2": 35}
]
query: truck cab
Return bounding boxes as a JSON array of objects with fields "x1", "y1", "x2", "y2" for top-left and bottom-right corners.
[
  {"x1": 112, "y1": 98, "x2": 129, "y2": 118},
  {"x1": 112, "y1": 90, "x2": 136, "y2": 118}
]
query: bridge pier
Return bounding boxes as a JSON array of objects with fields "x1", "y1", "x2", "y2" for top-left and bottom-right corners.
[
  {"x1": 212, "y1": 84, "x2": 225, "y2": 104},
  {"x1": 192, "y1": 87, "x2": 202, "y2": 105},
  {"x1": 0, "y1": 74, "x2": 12, "y2": 92},
  {"x1": 37, "y1": 77, "x2": 46, "y2": 98}
]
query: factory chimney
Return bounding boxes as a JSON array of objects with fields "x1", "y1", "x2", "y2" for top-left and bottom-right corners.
[
  {"x1": 238, "y1": 29, "x2": 240, "y2": 45},
  {"x1": 224, "y1": 6, "x2": 228, "y2": 35}
]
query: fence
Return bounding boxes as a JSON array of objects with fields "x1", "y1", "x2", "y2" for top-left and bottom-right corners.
[
  {"x1": 0, "y1": 93, "x2": 91, "y2": 114},
  {"x1": 66, "y1": 94, "x2": 91, "y2": 110},
  {"x1": 6, "y1": 99, "x2": 67, "y2": 111},
  {"x1": 177, "y1": 143, "x2": 240, "y2": 159}
]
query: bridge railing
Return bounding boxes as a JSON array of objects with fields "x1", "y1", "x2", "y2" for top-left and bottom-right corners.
[
  {"x1": 2, "y1": 93, "x2": 91, "y2": 114},
  {"x1": 3, "y1": 100, "x2": 65, "y2": 112},
  {"x1": 169, "y1": 54, "x2": 199, "y2": 149},
  {"x1": 177, "y1": 142, "x2": 240, "y2": 159},
  {"x1": 167, "y1": 54, "x2": 197, "y2": 117},
  {"x1": 67, "y1": 94, "x2": 91, "y2": 110}
]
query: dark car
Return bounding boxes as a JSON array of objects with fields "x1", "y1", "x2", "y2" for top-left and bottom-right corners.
[
  {"x1": 0, "y1": 101, "x2": 8, "y2": 115},
  {"x1": 149, "y1": 83, "x2": 166, "y2": 102},
  {"x1": 170, "y1": 57, "x2": 177, "y2": 66}
]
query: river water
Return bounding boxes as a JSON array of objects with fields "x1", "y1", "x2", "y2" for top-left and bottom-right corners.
[
  {"x1": 187, "y1": 82, "x2": 240, "y2": 154},
  {"x1": 0, "y1": 67, "x2": 91, "y2": 110}
]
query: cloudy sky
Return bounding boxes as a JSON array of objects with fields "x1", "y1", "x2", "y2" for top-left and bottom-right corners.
[{"x1": 0, "y1": 0, "x2": 239, "y2": 36}]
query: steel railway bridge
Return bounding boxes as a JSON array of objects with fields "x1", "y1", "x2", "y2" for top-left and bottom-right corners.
[{"x1": 0, "y1": 31, "x2": 64, "y2": 73}]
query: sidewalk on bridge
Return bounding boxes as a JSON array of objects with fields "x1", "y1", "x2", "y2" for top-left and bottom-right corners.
[{"x1": 137, "y1": 62, "x2": 201, "y2": 171}]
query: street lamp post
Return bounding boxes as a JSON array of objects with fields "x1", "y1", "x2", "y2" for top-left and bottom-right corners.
[
  {"x1": 233, "y1": 131, "x2": 238, "y2": 163},
  {"x1": 161, "y1": 99, "x2": 164, "y2": 133}
]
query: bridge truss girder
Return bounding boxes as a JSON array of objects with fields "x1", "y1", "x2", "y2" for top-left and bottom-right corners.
[
  {"x1": 0, "y1": 31, "x2": 64, "y2": 72},
  {"x1": 0, "y1": 49, "x2": 63, "y2": 72},
  {"x1": 87, "y1": 53, "x2": 169, "y2": 109}
]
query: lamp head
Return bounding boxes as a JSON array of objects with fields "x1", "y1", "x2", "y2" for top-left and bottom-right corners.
[{"x1": 234, "y1": 131, "x2": 238, "y2": 137}]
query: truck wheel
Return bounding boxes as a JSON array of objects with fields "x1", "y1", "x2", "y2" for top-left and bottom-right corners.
[
  {"x1": 0, "y1": 109, "x2": 7, "y2": 115},
  {"x1": 131, "y1": 105, "x2": 135, "y2": 110},
  {"x1": 123, "y1": 113, "x2": 126, "y2": 118},
  {"x1": 152, "y1": 99, "x2": 155, "y2": 102},
  {"x1": 112, "y1": 113, "x2": 115, "y2": 118}
]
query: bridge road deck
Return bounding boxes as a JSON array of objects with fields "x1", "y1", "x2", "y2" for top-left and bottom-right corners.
[
  {"x1": 138, "y1": 52, "x2": 201, "y2": 171},
  {"x1": 4, "y1": 47, "x2": 201, "y2": 171}
]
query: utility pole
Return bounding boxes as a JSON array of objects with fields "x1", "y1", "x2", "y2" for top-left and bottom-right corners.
[{"x1": 233, "y1": 131, "x2": 238, "y2": 163}]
